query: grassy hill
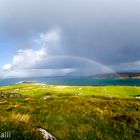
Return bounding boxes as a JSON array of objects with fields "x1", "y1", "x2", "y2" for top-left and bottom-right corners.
[{"x1": 0, "y1": 84, "x2": 140, "y2": 140}]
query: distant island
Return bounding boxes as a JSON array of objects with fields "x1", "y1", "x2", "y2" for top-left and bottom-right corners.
[
  {"x1": 93, "y1": 72, "x2": 140, "y2": 79},
  {"x1": 16, "y1": 81, "x2": 38, "y2": 84}
]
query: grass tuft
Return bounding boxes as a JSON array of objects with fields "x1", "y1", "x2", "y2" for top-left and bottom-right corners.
[{"x1": 10, "y1": 113, "x2": 30, "y2": 123}]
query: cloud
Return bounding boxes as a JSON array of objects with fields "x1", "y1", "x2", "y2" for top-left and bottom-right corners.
[
  {"x1": 2, "y1": 30, "x2": 57, "y2": 78},
  {"x1": 2, "y1": 68, "x2": 76, "y2": 79},
  {"x1": 1, "y1": 0, "x2": 140, "y2": 66},
  {"x1": 2, "y1": 48, "x2": 47, "y2": 71},
  {"x1": 3, "y1": 29, "x2": 60, "y2": 71},
  {"x1": 2, "y1": 28, "x2": 114, "y2": 78},
  {"x1": 40, "y1": 29, "x2": 60, "y2": 43},
  {"x1": 2, "y1": 29, "x2": 78, "y2": 78},
  {"x1": 1, "y1": 0, "x2": 140, "y2": 76},
  {"x1": 3, "y1": 64, "x2": 12, "y2": 71},
  {"x1": 13, "y1": 48, "x2": 46, "y2": 68},
  {"x1": 111, "y1": 60, "x2": 140, "y2": 72}
]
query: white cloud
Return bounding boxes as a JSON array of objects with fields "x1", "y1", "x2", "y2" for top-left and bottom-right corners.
[
  {"x1": 12, "y1": 48, "x2": 47, "y2": 68},
  {"x1": 3, "y1": 29, "x2": 59, "y2": 72},
  {"x1": 40, "y1": 29, "x2": 60, "y2": 43},
  {"x1": 2, "y1": 29, "x2": 71, "y2": 78},
  {"x1": 3, "y1": 64, "x2": 12, "y2": 71},
  {"x1": 34, "y1": 29, "x2": 60, "y2": 49}
]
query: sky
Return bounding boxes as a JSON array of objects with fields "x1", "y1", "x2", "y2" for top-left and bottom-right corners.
[{"x1": 0, "y1": 0, "x2": 140, "y2": 78}]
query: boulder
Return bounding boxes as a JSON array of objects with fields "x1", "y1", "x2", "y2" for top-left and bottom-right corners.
[{"x1": 37, "y1": 128, "x2": 57, "y2": 140}]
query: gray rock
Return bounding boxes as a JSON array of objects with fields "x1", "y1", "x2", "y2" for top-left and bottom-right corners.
[{"x1": 37, "y1": 128, "x2": 57, "y2": 140}]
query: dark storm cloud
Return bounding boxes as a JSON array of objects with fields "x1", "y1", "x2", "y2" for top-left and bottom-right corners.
[{"x1": 0, "y1": 0, "x2": 140, "y2": 70}]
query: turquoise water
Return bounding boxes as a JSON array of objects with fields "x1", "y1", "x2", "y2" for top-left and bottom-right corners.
[{"x1": 0, "y1": 77, "x2": 140, "y2": 86}]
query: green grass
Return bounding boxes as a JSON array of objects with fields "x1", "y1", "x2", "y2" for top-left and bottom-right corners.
[
  {"x1": 0, "y1": 84, "x2": 140, "y2": 140},
  {"x1": 1, "y1": 84, "x2": 140, "y2": 98}
]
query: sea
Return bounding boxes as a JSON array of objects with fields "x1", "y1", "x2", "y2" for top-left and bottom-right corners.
[{"x1": 0, "y1": 77, "x2": 140, "y2": 86}]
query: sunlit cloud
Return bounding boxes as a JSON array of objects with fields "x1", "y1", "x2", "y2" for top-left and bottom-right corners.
[
  {"x1": 2, "y1": 29, "x2": 59, "y2": 72},
  {"x1": 3, "y1": 64, "x2": 12, "y2": 71}
]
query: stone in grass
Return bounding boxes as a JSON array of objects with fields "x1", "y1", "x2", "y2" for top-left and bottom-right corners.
[
  {"x1": 0, "y1": 93, "x2": 25, "y2": 99},
  {"x1": 135, "y1": 95, "x2": 140, "y2": 99},
  {"x1": 37, "y1": 128, "x2": 57, "y2": 140},
  {"x1": 43, "y1": 95, "x2": 59, "y2": 100}
]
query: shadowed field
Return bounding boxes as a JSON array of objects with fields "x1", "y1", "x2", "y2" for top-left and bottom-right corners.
[{"x1": 0, "y1": 84, "x2": 140, "y2": 140}]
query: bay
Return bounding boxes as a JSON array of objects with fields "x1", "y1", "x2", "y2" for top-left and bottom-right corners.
[{"x1": 0, "y1": 77, "x2": 140, "y2": 86}]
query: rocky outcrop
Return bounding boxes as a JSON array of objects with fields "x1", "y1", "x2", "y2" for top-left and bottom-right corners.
[{"x1": 37, "y1": 128, "x2": 57, "y2": 140}]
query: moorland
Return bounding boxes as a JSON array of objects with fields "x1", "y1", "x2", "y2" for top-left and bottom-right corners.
[{"x1": 0, "y1": 84, "x2": 140, "y2": 140}]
